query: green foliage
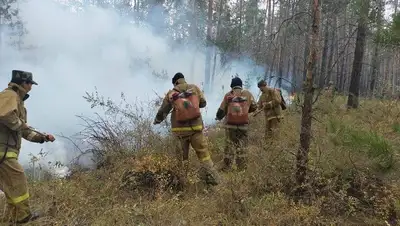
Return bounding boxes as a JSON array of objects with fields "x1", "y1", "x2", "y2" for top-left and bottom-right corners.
[
  {"x1": 376, "y1": 12, "x2": 400, "y2": 45},
  {"x1": 349, "y1": 0, "x2": 372, "y2": 19},
  {"x1": 393, "y1": 123, "x2": 400, "y2": 134},
  {"x1": 327, "y1": 118, "x2": 395, "y2": 171}
]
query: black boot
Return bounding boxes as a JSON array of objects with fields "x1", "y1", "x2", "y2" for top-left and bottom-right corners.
[
  {"x1": 14, "y1": 211, "x2": 40, "y2": 225},
  {"x1": 219, "y1": 158, "x2": 233, "y2": 172},
  {"x1": 198, "y1": 166, "x2": 220, "y2": 186}
]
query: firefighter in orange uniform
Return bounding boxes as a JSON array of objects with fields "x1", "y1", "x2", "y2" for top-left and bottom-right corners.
[
  {"x1": 215, "y1": 77, "x2": 257, "y2": 171},
  {"x1": 257, "y1": 80, "x2": 284, "y2": 139},
  {"x1": 153, "y1": 72, "x2": 220, "y2": 186},
  {"x1": 0, "y1": 70, "x2": 55, "y2": 224}
]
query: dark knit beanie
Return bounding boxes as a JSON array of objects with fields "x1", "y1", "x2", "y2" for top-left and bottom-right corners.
[
  {"x1": 172, "y1": 72, "x2": 184, "y2": 84},
  {"x1": 230, "y1": 77, "x2": 243, "y2": 88}
]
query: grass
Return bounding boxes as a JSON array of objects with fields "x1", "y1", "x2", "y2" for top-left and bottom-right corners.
[{"x1": 1, "y1": 95, "x2": 400, "y2": 225}]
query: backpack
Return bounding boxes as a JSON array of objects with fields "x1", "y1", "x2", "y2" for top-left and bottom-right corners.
[
  {"x1": 226, "y1": 91, "x2": 250, "y2": 125},
  {"x1": 170, "y1": 87, "x2": 201, "y2": 123},
  {"x1": 276, "y1": 89, "x2": 287, "y2": 110}
]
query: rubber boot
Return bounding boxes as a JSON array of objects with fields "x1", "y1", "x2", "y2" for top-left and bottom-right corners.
[
  {"x1": 219, "y1": 158, "x2": 233, "y2": 172},
  {"x1": 199, "y1": 161, "x2": 220, "y2": 186},
  {"x1": 6, "y1": 211, "x2": 41, "y2": 225}
]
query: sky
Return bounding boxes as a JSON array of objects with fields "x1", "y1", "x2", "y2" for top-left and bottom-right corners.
[{"x1": 0, "y1": 0, "x2": 274, "y2": 174}]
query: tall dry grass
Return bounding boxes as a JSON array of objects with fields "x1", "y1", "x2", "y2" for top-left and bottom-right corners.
[{"x1": 1, "y1": 94, "x2": 400, "y2": 226}]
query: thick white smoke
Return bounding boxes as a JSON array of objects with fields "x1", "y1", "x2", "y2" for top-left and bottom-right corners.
[{"x1": 0, "y1": 0, "x2": 276, "y2": 172}]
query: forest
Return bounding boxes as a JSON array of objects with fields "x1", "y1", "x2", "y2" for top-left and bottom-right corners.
[{"x1": 1, "y1": 0, "x2": 400, "y2": 225}]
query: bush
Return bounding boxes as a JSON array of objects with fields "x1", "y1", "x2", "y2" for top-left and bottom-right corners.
[{"x1": 73, "y1": 88, "x2": 168, "y2": 168}]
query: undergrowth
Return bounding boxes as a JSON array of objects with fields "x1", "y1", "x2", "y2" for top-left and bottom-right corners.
[{"x1": 1, "y1": 95, "x2": 400, "y2": 226}]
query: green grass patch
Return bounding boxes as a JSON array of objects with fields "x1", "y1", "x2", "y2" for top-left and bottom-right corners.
[{"x1": 328, "y1": 118, "x2": 395, "y2": 171}]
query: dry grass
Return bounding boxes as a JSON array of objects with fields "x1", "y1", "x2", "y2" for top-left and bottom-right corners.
[{"x1": 1, "y1": 95, "x2": 400, "y2": 226}]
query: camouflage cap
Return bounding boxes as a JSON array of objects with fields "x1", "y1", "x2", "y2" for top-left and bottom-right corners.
[{"x1": 11, "y1": 70, "x2": 38, "y2": 85}]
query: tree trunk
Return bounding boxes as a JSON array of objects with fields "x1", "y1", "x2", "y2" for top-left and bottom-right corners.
[
  {"x1": 277, "y1": 1, "x2": 288, "y2": 89},
  {"x1": 204, "y1": 0, "x2": 213, "y2": 93},
  {"x1": 347, "y1": 0, "x2": 370, "y2": 108},
  {"x1": 268, "y1": 46, "x2": 278, "y2": 85},
  {"x1": 278, "y1": 41, "x2": 285, "y2": 88},
  {"x1": 319, "y1": 18, "x2": 330, "y2": 88},
  {"x1": 212, "y1": 0, "x2": 224, "y2": 85},
  {"x1": 189, "y1": 0, "x2": 198, "y2": 80},
  {"x1": 296, "y1": 0, "x2": 320, "y2": 187},
  {"x1": 237, "y1": 0, "x2": 243, "y2": 55},
  {"x1": 370, "y1": 44, "x2": 380, "y2": 97},
  {"x1": 326, "y1": 16, "x2": 336, "y2": 85},
  {"x1": 370, "y1": 0, "x2": 383, "y2": 97},
  {"x1": 264, "y1": 0, "x2": 274, "y2": 83}
]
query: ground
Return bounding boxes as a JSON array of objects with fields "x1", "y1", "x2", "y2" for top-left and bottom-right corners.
[{"x1": 1, "y1": 95, "x2": 400, "y2": 226}]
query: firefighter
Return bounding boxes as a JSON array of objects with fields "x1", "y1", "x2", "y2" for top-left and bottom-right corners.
[
  {"x1": 257, "y1": 80, "x2": 283, "y2": 139},
  {"x1": 153, "y1": 72, "x2": 220, "y2": 187},
  {"x1": 0, "y1": 70, "x2": 55, "y2": 224},
  {"x1": 215, "y1": 77, "x2": 257, "y2": 171}
]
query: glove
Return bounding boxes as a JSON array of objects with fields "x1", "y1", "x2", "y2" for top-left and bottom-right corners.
[{"x1": 44, "y1": 134, "x2": 55, "y2": 142}]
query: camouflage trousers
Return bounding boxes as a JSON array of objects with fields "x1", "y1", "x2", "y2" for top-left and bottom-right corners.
[
  {"x1": 223, "y1": 128, "x2": 249, "y2": 171},
  {"x1": 175, "y1": 132, "x2": 219, "y2": 186},
  {"x1": 265, "y1": 118, "x2": 280, "y2": 139},
  {"x1": 0, "y1": 158, "x2": 32, "y2": 223}
]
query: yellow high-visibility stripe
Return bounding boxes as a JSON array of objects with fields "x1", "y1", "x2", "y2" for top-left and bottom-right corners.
[
  {"x1": 9, "y1": 193, "x2": 29, "y2": 204},
  {"x1": 0, "y1": 151, "x2": 18, "y2": 159},
  {"x1": 171, "y1": 125, "x2": 203, "y2": 132},
  {"x1": 200, "y1": 155, "x2": 211, "y2": 162}
]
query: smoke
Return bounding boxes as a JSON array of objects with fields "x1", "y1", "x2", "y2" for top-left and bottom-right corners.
[{"x1": 0, "y1": 0, "x2": 285, "y2": 170}]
